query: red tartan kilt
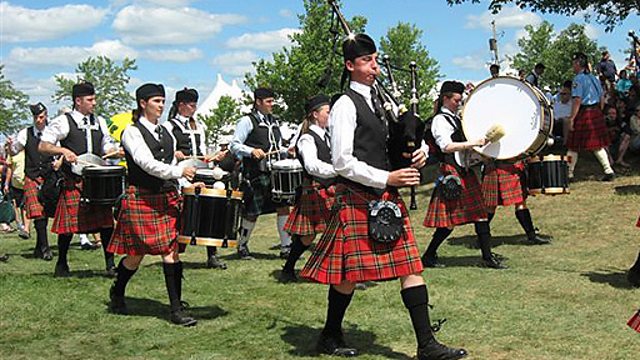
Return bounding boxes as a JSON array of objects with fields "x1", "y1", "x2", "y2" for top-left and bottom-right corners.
[
  {"x1": 566, "y1": 107, "x2": 611, "y2": 151},
  {"x1": 424, "y1": 164, "x2": 487, "y2": 228},
  {"x1": 108, "y1": 187, "x2": 181, "y2": 256},
  {"x1": 23, "y1": 176, "x2": 46, "y2": 219},
  {"x1": 284, "y1": 182, "x2": 336, "y2": 236},
  {"x1": 636, "y1": 214, "x2": 640, "y2": 228},
  {"x1": 51, "y1": 179, "x2": 113, "y2": 234},
  {"x1": 301, "y1": 184, "x2": 423, "y2": 285},
  {"x1": 482, "y1": 163, "x2": 526, "y2": 208}
]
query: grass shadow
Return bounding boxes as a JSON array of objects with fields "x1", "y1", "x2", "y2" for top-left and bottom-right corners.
[
  {"x1": 31, "y1": 269, "x2": 108, "y2": 279},
  {"x1": 219, "y1": 252, "x2": 282, "y2": 261},
  {"x1": 580, "y1": 269, "x2": 636, "y2": 290},
  {"x1": 447, "y1": 234, "x2": 552, "y2": 248},
  {"x1": 614, "y1": 185, "x2": 640, "y2": 196},
  {"x1": 280, "y1": 323, "x2": 412, "y2": 359},
  {"x1": 110, "y1": 296, "x2": 229, "y2": 322},
  {"x1": 433, "y1": 255, "x2": 485, "y2": 268}
]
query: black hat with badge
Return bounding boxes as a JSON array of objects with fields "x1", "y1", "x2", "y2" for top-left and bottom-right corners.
[
  {"x1": 29, "y1": 102, "x2": 47, "y2": 116},
  {"x1": 342, "y1": 33, "x2": 377, "y2": 62},
  {"x1": 175, "y1": 87, "x2": 199, "y2": 103},
  {"x1": 440, "y1": 81, "x2": 465, "y2": 95},
  {"x1": 254, "y1": 87, "x2": 275, "y2": 100},
  {"x1": 136, "y1": 83, "x2": 165, "y2": 104},
  {"x1": 304, "y1": 94, "x2": 330, "y2": 114},
  {"x1": 72, "y1": 81, "x2": 95, "y2": 99}
]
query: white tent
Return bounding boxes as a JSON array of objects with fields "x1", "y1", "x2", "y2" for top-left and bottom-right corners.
[{"x1": 195, "y1": 74, "x2": 246, "y2": 117}]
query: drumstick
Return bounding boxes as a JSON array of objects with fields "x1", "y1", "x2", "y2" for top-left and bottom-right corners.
[
  {"x1": 101, "y1": 150, "x2": 120, "y2": 159},
  {"x1": 484, "y1": 124, "x2": 506, "y2": 143}
]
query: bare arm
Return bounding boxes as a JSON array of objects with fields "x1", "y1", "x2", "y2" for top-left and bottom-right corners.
[{"x1": 38, "y1": 141, "x2": 77, "y2": 163}]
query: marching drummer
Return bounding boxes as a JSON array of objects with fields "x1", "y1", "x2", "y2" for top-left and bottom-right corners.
[
  {"x1": 107, "y1": 83, "x2": 199, "y2": 326},
  {"x1": 38, "y1": 81, "x2": 118, "y2": 278},
  {"x1": 280, "y1": 94, "x2": 336, "y2": 282},
  {"x1": 566, "y1": 52, "x2": 615, "y2": 181},
  {"x1": 422, "y1": 80, "x2": 505, "y2": 269},
  {"x1": 230, "y1": 87, "x2": 292, "y2": 260},
  {"x1": 164, "y1": 87, "x2": 227, "y2": 270}
]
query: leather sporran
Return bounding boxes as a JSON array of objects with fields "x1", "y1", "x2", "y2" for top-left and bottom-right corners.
[
  {"x1": 368, "y1": 200, "x2": 403, "y2": 243},
  {"x1": 37, "y1": 168, "x2": 62, "y2": 218},
  {"x1": 437, "y1": 174, "x2": 462, "y2": 201}
]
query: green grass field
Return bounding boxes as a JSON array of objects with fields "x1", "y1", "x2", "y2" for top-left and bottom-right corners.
[{"x1": 1, "y1": 156, "x2": 639, "y2": 360}]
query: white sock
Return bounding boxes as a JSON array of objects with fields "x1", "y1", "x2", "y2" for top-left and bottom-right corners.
[
  {"x1": 566, "y1": 150, "x2": 578, "y2": 178},
  {"x1": 79, "y1": 234, "x2": 91, "y2": 245},
  {"x1": 239, "y1": 219, "x2": 256, "y2": 247},
  {"x1": 277, "y1": 215, "x2": 291, "y2": 248},
  {"x1": 593, "y1": 148, "x2": 614, "y2": 174}
]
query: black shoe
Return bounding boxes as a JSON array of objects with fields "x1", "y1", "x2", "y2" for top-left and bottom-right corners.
[
  {"x1": 280, "y1": 246, "x2": 291, "y2": 259},
  {"x1": 42, "y1": 250, "x2": 53, "y2": 261},
  {"x1": 33, "y1": 248, "x2": 43, "y2": 259},
  {"x1": 206, "y1": 255, "x2": 227, "y2": 269},
  {"x1": 105, "y1": 266, "x2": 117, "y2": 278},
  {"x1": 279, "y1": 268, "x2": 298, "y2": 283},
  {"x1": 422, "y1": 254, "x2": 445, "y2": 268},
  {"x1": 170, "y1": 310, "x2": 198, "y2": 327},
  {"x1": 628, "y1": 267, "x2": 640, "y2": 287},
  {"x1": 418, "y1": 340, "x2": 468, "y2": 360},
  {"x1": 527, "y1": 234, "x2": 552, "y2": 245},
  {"x1": 0, "y1": 254, "x2": 8, "y2": 262},
  {"x1": 109, "y1": 285, "x2": 128, "y2": 315},
  {"x1": 81, "y1": 242, "x2": 98, "y2": 251},
  {"x1": 316, "y1": 332, "x2": 358, "y2": 357},
  {"x1": 54, "y1": 262, "x2": 71, "y2": 277},
  {"x1": 482, "y1": 256, "x2": 507, "y2": 269},
  {"x1": 601, "y1": 173, "x2": 615, "y2": 182},
  {"x1": 18, "y1": 229, "x2": 30, "y2": 240},
  {"x1": 238, "y1": 246, "x2": 254, "y2": 260}
]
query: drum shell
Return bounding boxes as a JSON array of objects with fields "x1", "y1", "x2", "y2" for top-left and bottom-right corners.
[
  {"x1": 81, "y1": 166, "x2": 126, "y2": 205},
  {"x1": 527, "y1": 155, "x2": 569, "y2": 195},
  {"x1": 178, "y1": 187, "x2": 243, "y2": 248},
  {"x1": 271, "y1": 160, "x2": 303, "y2": 202}
]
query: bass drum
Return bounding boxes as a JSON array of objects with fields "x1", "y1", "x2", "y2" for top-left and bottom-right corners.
[{"x1": 462, "y1": 76, "x2": 553, "y2": 160}]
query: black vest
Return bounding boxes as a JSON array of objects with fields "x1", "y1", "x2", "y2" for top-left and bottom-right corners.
[
  {"x1": 125, "y1": 122, "x2": 176, "y2": 192},
  {"x1": 432, "y1": 111, "x2": 467, "y2": 171},
  {"x1": 344, "y1": 88, "x2": 390, "y2": 172},
  {"x1": 24, "y1": 127, "x2": 53, "y2": 179},
  {"x1": 169, "y1": 118, "x2": 204, "y2": 156},
  {"x1": 60, "y1": 113, "x2": 104, "y2": 156},
  {"x1": 242, "y1": 112, "x2": 282, "y2": 178},
  {"x1": 296, "y1": 130, "x2": 335, "y2": 188}
]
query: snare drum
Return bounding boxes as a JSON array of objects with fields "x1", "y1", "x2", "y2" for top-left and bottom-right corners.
[
  {"x1": 178, "y1": 187, "x2": 243, "y2": 248},
  {"x1": 271, "y1": 159, "x2": 303, "y2": 202},
  {"x1": 462, "y1": 76, "x2": 553, "y2": 160},
  {"x1": 527, "y1": 155, "x2": 569, "y2": 195},
  {"x1": 81, "y1": 165, "x2": 126, "y2": 205},
  {"x1": 192, "y1": 168, "x2": 229, "y2": 188}
]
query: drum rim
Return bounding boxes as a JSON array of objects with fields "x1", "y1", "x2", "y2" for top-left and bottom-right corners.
[
  {"x1": 541, "y1": 154, "x2": 566, "y2": 162},
  {"x1": 271, "y1": 159, "x2": 303, "y2": 170},
  {"x1": 82, "y1": 165, "x2": 127, "y2": 173},
  {"x1": 177, "y1": 235, "x2": 238, "y2": 247},
  {"x1": 461, "y1": 75, "x2": 553, "y2": 160},
  {"x1": 182, "y1": 186, "x2": 242, "y2": 199}
]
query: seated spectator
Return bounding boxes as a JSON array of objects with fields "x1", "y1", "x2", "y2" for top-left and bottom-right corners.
[
  {"x1": 553, "y1": 80, "x2": 573, "y2": 142},
  {"x1": 605, "y1": 105, "x2": 632, "y2": 168},
  {"x1": 616, "y1": 70, "x2": 633, "y2": 97}
]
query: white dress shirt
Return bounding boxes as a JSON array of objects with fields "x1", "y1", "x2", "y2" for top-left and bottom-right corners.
[
  {"x1": 41, "y1": 110, "x2": 115, "y2": 154},
  {"x1": 163, "y1": 114, "x2": 208, "y2": 156},
  {"x1": 297, "y1": 124, "x2": 337, "y2": 179},
  {"x1": 121, "y1": 117, "x2": 183, "y2": 180},
  {"x1": 11, "y1": 127, "x2": 42, "y2": 153},
  {"x1": 553, "y1": 100, "x2": 572, "y2": 121},
  {"x1": 431, "y1": 107, "x2": 469, "y2": 167},
  {"x1": 230, "y1": 111, "x2": 287, "y2": 158}
]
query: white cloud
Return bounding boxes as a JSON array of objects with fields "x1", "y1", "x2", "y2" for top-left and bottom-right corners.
[
  {"x1": 212, "y1": 51, "x2": 258, "y2": 77},
  {"x1": 279, "y1": 9, "x2": 293, "y2": 18},
  {"x1": 465, "y1": 6, "x2": 542, "y2": 31},
  {"x1": 135, "y1": 0, "x2": 192, "y2": 7},
  {"x1": 113, "y1": 5, "x2": 246, "y2": 45},
  {"x1": 584, "y1": 24, "x2": 599, "y2": 40},
  {"x1": 0, "y1": 2, "x2": 108, "y2": 42},
  {"x1": 452, "y1": 54, "x2": 487, "y2": 71},
  {"x1": 142, "y1": 48, "x2": 203, "y2": 62},
  {"x1": 6, "y1": 40, "x2": 138, "y2": 67},
  {"x1": 226, "y1": 28, "x2": 300, "y2": 51}
]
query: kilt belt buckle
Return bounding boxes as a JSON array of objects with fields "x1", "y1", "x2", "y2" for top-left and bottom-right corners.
[{"x1": 367, "y1": 200, "x2": 403, "y2": 243}]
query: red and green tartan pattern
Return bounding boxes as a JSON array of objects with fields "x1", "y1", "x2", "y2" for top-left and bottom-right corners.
[
  {"x1": 423, "y1": 163, "x2": 487, "y2": 228},
  {"x1": 482, "y1": 162, "x2": 526, "y2": 208},
  {"x1": 108, "y1": 187, "x2": 181, "y2": 256},
  {"x1": 301, "y1": 184, "x2": 423, "y2": 285},
  {"x1": 23, "y1": 176, "x2": 45, "y2": 219},
  {"x1": 50, "y1": 179, "x2": 113, "y2": 234},
  {"x1": 636, "y1": 214, "x2": 640, "y2": 228},
  {"x1": 627, "y1": 310, "x2": 640, "y2": 333},
  {"x1": 284, "y1": 182, "x2": 336, "y2": 236},
  {"x1": 566, "y1": 107, "x2": 611, "y2": 151}
]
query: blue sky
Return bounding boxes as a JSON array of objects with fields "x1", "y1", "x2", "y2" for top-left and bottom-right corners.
[{"x1": 1, "y1": 0, "x2": 639, "y2": 114}]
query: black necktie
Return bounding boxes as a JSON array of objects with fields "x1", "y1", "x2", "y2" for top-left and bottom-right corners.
[
  {"x1": 155, "y1": 126, "x2": 163, "y2": 140},
  {"x1": 324, "y1": 133, "x2": 331, "y2": 147},
  {"x1": 83, "y1": 117, "x2": 89, "y2": 126},
  {"x1": 370, "y1": 87, "x2": 384, "y2": 119}
]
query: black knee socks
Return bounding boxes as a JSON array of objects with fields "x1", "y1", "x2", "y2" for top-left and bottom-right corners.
[
  {"x1": 34, "y1": 218, "x2": 48, "y2": 252},
  {"x1": 113, "y1": 258, "x2": 137, "y2": 297},
  {"x1": 515, "y1": 209, "x2": 535, "y2": 238},
  {"x1": 206, "y1": 246, "x2": 217, "y2": 258},
  {"x1": 283, "y1": 235, "x2": 309, "y2": 273},
  {"x1": 163, "y1": 262, "x2": 182, "y2": 312},
  {"x1": 424, "y1": 228, "x2": 453, "y2": 258},
  {"x1": 100, "y1": 228, "x2": 115, "y2": 269},
  {"x1": 323, "y1": 286, "x2": 354, "y2": 336},
  {"x1": 487, "y1": 212, "x2": 495, "y2": 223},
  {"x1": 401, "y1": 284, "x2": 435, "y2": 349},
  {"x1": 57, "y1": 234, "x2": 73, "y2": 264},
  {"x1": 474, "y1": 221, "x2": 493, "y2": 260}
]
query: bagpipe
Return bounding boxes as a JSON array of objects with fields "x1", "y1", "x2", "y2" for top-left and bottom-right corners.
[{"x1": 326, "y1": 0, "x2": 425, "y2": 210}]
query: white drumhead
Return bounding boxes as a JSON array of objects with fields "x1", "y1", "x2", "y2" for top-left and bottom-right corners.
[
  {"x1": 462, "y1": 77, "x2": 544, "y2": 159},
  {"x1": 179, "y1": 158, "x2": 208, "y2": 169},
  {"x1": 272, "y1": 158, "x2": 302, "y2": 170}
]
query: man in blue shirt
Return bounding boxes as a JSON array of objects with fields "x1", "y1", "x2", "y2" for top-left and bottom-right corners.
[{"x1": 566, "y1": 52, "x2": 615, "y2": 181}]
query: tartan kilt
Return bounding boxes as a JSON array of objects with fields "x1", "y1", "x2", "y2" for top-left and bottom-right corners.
[
  {"x1": 301, "y1": 183, "x2": 423, "y2": 285},
  {"x1": 482, "y1": 162, "x2": 526, "y2": 208},
  {"x1": 50, "y1": 178, "x2": 113, "y2": 234},
  {"x1": 566, "y1": 107, "x2": 611, "y2": 151},
  {"x1": 108, "y1": 187, "x2": 181, "y2": 256},
  {"x1": 23, "y1": 176, "x2": 46, "y2": 219},
  {"x1": 636, "y1": 214, "x2": 640, "y2": 228},
  {"x1": 241, "y1": 173, "x2": 278, "y2": 218},
  {"x1": 424, "y1": 163, "x2": 487, "y2": 228},
  {"x1": 284, "y1": 182, "x2": 336, "y2": 236}
]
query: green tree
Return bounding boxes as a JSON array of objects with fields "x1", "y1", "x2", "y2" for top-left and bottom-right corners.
[
  {"x1": 446, "y1": 0, "x2": 639, "y2": 31},
  {"x1": 52, "y1": 56, "x2": 137, "y2": 118},
  {"x1": 197, "y1": 95, "x2": 242, "y2": 145},
  {"x1": 510, "y1": 21, "x2": 601, "y2": 89},
  {"x1": 0, "y1": 65, "x2": 29, "y2": 135},
  {"x1": 245, "y1": 0, "x2": 366, "y2": 123},
  {"x1": 379, "y1": 22, "x2": 440, "y2": 117}
]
